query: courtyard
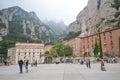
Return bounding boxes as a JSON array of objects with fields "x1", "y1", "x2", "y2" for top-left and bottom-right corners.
[{"x1": 0, "y1": 63, "x2": 120, "y2": 80}]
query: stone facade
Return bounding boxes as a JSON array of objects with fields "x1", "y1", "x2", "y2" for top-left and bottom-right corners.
[
  {"x1": 44, "y1": 45, "x2": 52, "y2": 52},
  {"x1": 80, "y1": 28, "x2": 120, "y2": 56},
  {"x1": 64, "y1": 37, "x2": 81, "y2": 57},
  {"x1": 64, "y1": 28, "x2": 120, "y2": 57},
  {"x1": 8, "y1": 43, "x2": 45, "y2": 64}
]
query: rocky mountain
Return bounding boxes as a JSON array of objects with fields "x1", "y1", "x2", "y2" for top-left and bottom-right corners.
[
  {"x1": 0, "y1": 6, "x2": 56, "y2": 43},
  {"x1": 66, "y1": 0, "x2": 120, "y2": 37},
  {"x1": 44, "y1": 20, "x2": 67, "y2": 35}
]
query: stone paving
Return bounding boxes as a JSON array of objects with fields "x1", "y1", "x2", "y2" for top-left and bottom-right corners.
[{"x1": 0, "y1": 63, "x2": 120, "y2": 80}]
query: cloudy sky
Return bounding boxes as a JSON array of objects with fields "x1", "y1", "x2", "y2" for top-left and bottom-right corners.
[{"x1": 0, "y1": 0, "x2": 88, "y2": 25}]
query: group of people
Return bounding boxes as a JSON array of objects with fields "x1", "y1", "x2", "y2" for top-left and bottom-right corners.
[
  {"x1": 18, "y1": 59, "x2": 38, "y2": 73},
  {"x1": 80, "y1": 58, "x2": 106, "y2": 71},
  {"x1": 18, "y1": 59, "x2": 29, "y2": 74},
  {"x1": 17, "y1": 58, "x2": 107, "y2": 73},
  {"x1": 3, "y1": 60, "x2": 10, "y2": 66},
  {"x1": 109, "y1": 57, "x2": 117, "y2": 63},
  {"x1": 79, "y1": 59, "x2": 91, "y2": 68}
]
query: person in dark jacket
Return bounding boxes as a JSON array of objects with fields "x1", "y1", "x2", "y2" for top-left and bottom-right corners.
[
  {"x1": 18, "y1": 59, "x2": 24, "y2": 73},
  {"x1": 88, "y1": 59, "x2": 91, "y2": 68},
  {"x1": 25, "y1": 60, "x2": 29, "y2": 72},
  {"x1": 101, "y1": 60, "x2": 106, "y2": 71},
  {"x1": 86, "y1": 59, "x2": 91, "y2": 68}
]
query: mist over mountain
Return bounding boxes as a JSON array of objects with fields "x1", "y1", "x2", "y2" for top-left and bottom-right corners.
[{"x1": 44, "y1": 20, "x2": 67, "y2": 35}]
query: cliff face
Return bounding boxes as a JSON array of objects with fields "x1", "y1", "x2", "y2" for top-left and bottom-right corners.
[
  {"x1": 67, "y1": 0, "x2": 120, "y2": 37},
  {"x1": 0, "y1": 6, "x2": 56, "y2": 43}
]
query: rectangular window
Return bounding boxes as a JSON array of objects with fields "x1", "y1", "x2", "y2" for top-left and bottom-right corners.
[
  {"x1": 88, "y1": 45, "x2": 89, "y2": 48},
  {"x1": 16, "y1": 49, "x2": 19, "y2": 52},
  {"x1": 111, "y1": 41, "x2": 113, "y2": 45},
  {"x1": 92, "y1": 45, "x2": 94, "y2": 48},
  {"x1": 111, "y1": 46, "x2": 113, "y2": 49},
  {"x1": 103, "y1": 33, "x2": 105, "y2": 36},
  {"x1": 104, "y1": 37, "x2": 106, "y2": 40},
  {"x1": 109, "y1": 31, "x2": 112, "y2": 34},
  {"x1": 110, "y1": 35, "x2": 112, "y2": 38}
]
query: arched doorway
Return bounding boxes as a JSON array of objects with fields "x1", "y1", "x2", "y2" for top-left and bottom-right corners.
[{"x1": 44, "y1": 54, "x2": 52, "y2": 64}]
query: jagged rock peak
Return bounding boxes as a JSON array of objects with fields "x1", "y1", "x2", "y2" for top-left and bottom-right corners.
[
  {"x1": 67, "y1": 0, "x2": 120, "y2": 37},
  {"x1": 0, "y1": 6, "x2": 56, "y2": 43}
]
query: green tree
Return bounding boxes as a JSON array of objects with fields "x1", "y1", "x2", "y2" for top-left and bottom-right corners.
[
  {"x1": 94, "y1": 40, "x2": 99, "y2": 57},
  {"x1": 50, "y1": 48, "x2": 57, "y2": 57},
  {"x1": 0, "y1": 40, "x2": 15, "y2": 56},
  {"x1": 53, "y1": 43, "x2": 64, "y2": 57},
  {"x1": 63, "y1": 44, "x2": 73, "y2": 57},
  {"x1": 49, "y1": 43, "x2": 73, "y2": 57}
]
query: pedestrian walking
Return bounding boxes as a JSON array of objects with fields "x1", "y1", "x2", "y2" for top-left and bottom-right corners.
[
  {"x1": 86, "y1": 59, "x2": 89, "y2": 68},
  {"x1": 25, "y1": 60, "x2": 29, "y2": 72},
  {"x1": 3, "y1": 60, "x2": 7, "y2": 66},
  {"x1": 101, "y1": 60, "x2": 106, "y2": 71},
  {"x1": 18, "y1": 59, "x2": 24, "y2": 73},
  {"x1": 86, "y1": 59, "x2": 91, "y2": 68},
  {"x1": 88, "y1": 59, "x2": 91, "y2": 68}
]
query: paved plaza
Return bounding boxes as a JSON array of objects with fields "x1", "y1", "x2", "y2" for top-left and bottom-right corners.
[{"x1": 0, "y1": 63, "x2": 120, "y2": 80}]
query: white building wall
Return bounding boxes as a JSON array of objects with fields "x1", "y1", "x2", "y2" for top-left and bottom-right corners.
[{"x1": 9, "y1": 43, "x2": 45, "y2": 64}]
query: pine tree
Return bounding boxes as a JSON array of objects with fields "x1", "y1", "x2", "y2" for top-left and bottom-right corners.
[{"x1": 94, "y1": 39, "x2": 99, "y2": 57}]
